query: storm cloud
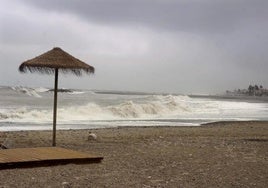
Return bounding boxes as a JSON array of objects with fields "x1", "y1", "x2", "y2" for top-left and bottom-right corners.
[{"x1": 1, "y1": 0, "x2": 268, "y2": 93}]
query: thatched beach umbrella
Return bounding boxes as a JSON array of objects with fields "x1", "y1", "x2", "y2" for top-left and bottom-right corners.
[{"x1": 19, "y1": 47, "x2": 94, "y2": 146}]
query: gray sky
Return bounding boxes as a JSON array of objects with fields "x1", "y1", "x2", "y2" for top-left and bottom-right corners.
[{"x1": 1, "y1": 0, "x2": 268, "y2": 94}]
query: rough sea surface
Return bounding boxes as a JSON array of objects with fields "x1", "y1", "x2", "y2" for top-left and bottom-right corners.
[{"x1": 1, "y1": 86, "x2": 268, "y2": 131}]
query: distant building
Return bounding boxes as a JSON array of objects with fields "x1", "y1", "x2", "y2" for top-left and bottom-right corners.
[{"x1": 226, "y1": 85, "x2": 268, "y2": 97}]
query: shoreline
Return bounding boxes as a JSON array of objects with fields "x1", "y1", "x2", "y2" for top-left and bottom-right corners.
[
  {"x1": 1, "y1": 120, "x2": 267, "y2": 132},
  {"x1": 1, "y1": 121, "x2": 267, "y2": 187}
]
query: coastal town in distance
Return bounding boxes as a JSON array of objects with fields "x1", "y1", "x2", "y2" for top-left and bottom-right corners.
[{"x1": 226, "y1": 84, "x2": 268, "y2": 97}]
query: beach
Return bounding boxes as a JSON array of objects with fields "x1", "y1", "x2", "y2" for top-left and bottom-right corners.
[{"x1": 0, "y1": 121, "x2": 267, "y2": 187}]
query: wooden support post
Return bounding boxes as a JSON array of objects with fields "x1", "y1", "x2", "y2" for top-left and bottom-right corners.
[{"x1": 52, "y1": 69, "x2": 58, "y2": 147}]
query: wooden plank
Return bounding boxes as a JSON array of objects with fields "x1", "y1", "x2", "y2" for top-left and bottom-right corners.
[{"x1": 0, "y1": 147, "x2": 103, "y2": 169}]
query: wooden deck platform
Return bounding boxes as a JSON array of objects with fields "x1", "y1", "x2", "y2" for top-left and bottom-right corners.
[{"x1": 0, "y1": 147, "x2": 103, "y2": 169}]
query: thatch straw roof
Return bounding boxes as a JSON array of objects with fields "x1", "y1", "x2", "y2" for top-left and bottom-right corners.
[{"x1": 19, "y1": 47, "x2": 94, "y2": 76}]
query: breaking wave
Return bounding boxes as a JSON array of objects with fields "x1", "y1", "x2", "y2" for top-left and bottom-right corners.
[
  {"x1": 11, "y1": 86, "x2": 42, "y2": 98},
  {"x1": 1, "y1": 94, "x2": 267, "y2": 125},
  {"x1": 0, "y1": 95, "x2": 192, "y2": 123},
  {"x1": 10, "y1": 86, "x2": 87, "y2": 97}
]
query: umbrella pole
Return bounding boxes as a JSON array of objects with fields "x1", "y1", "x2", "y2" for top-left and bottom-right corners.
[{"x1": 52, "y1": 68, "x2": 58, "y2": 146}]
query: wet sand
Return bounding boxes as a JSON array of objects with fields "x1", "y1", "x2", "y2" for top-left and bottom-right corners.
[{"x1": 0, "y1": 121, "x2": 267, "y2": 187}]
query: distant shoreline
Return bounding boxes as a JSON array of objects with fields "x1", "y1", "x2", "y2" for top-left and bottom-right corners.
[
  {"x1": 2, "y1": 85, "x2": 268, "y2": 102},
  {"x1": 189, "y1": 94, "x2": 268, "y2": 102}
]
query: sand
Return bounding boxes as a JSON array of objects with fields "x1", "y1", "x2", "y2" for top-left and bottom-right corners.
[{"x1": 0, "y1": 121, "x2": 267, "y2": 188}]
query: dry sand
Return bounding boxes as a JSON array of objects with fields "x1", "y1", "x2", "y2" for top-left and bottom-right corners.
[{"x1": 0, "y1": 121, "x2": 267, "y2": 188}]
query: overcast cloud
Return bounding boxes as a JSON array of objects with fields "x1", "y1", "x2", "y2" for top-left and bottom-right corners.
[{"x1": 1, "y1": 0, "x2": 267, "y2": 94}]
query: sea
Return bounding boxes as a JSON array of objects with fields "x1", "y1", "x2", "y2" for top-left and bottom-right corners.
[{"x1": 0, "y1": 86, "x2": 268, "y2": 131}]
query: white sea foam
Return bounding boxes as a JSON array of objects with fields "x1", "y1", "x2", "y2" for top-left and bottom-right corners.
[
  {"x1": 0, "y1": 94, "x2": 267, "y2": 125},
  {"x1": 34, "y1": 87, "x2": 50, "y2": 93},
  {"x1": 11, "y1": 86, "x2": 42, "y2": 98},
  {"x1": 0, "y1": 95, "x2": 187, "y2": 123},
  {"x1": 69, "y1": 91, "x2": 86, "y2": 95}
]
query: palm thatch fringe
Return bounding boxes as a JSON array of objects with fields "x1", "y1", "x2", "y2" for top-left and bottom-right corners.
[{"x1": 19, "y1": 65, "x2": 94, "y2": 76}]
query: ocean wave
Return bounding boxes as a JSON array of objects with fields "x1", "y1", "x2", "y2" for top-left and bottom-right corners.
[
  {"x1": 9, "y1": 86, "x2": 88, "y2": 96},
  {"x1": 107, "y1": 95, "x2": 190, "y2": 118},
  {"x1": 69, "y1": 91, "x2": 86, "y2": 95},
  {"x1": 34, "y1": 87, "x2": 50, "y2": 93},
  {"x1": 11, "y1": 86, "x2": 42, "y2": 98},
  {"x1": 1, "y1": 94, "x2": 267, "y2": 124},
  {"x1": 0, "y1": 95, "x2": 192, "y2": 123}
]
